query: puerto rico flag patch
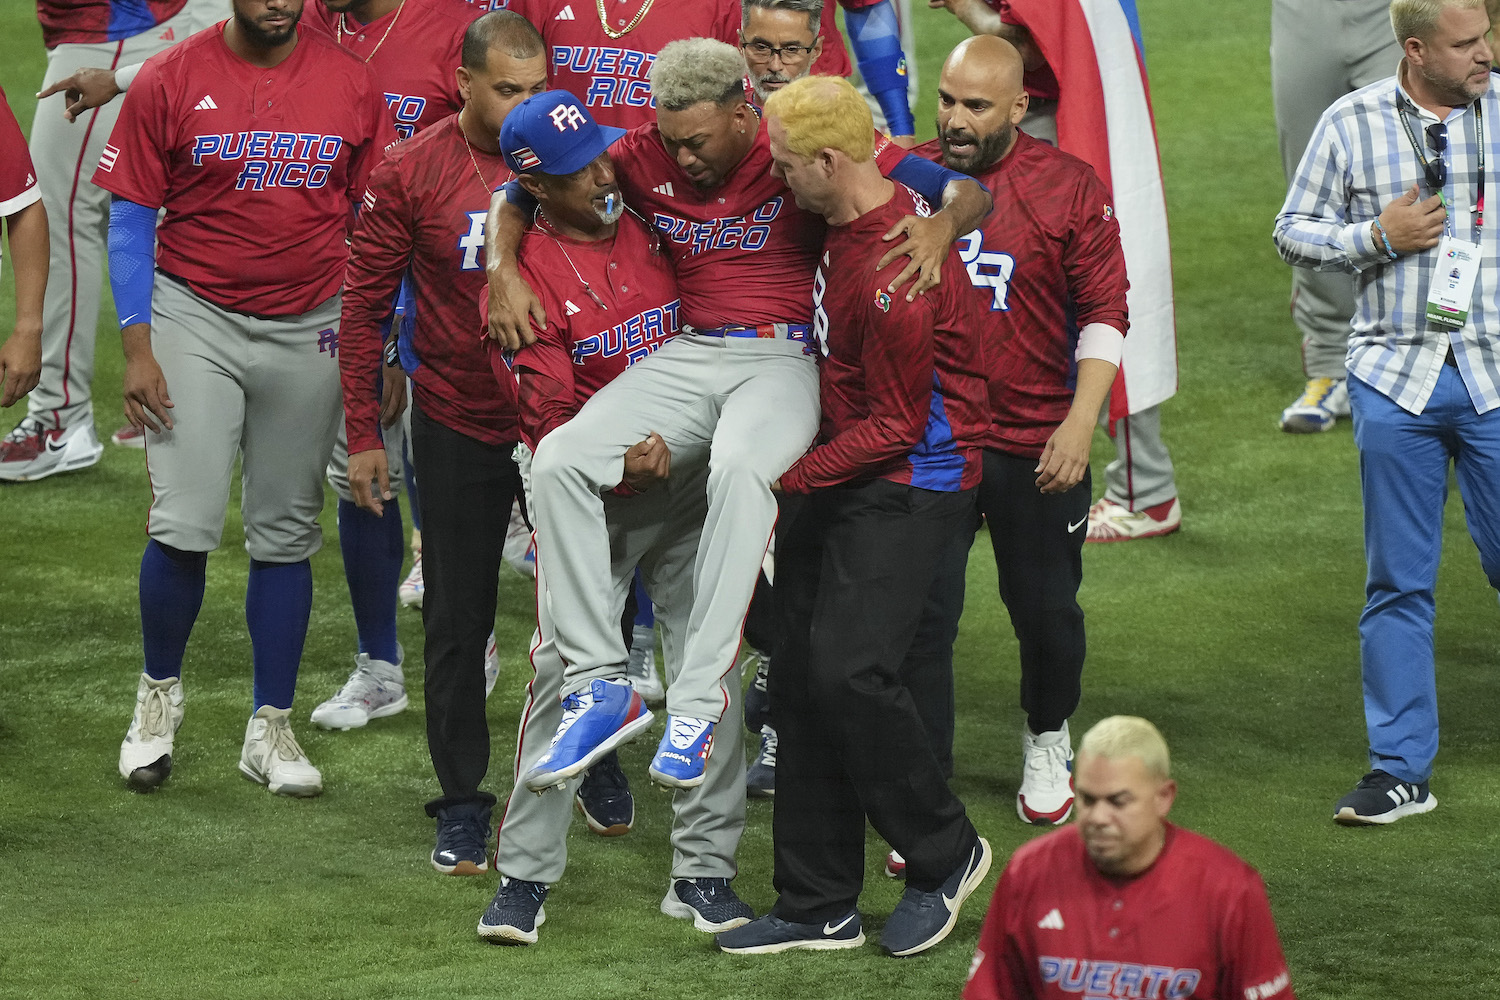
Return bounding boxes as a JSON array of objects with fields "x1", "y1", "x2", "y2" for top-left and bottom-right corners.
[{"x1": 512, "y1": 146, "x2": 541, "y2": 170}]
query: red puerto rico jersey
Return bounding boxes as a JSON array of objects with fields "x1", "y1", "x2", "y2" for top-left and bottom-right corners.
[
  {"x1": 0, "y1": 88, "x2": 42, "y2": 218},
  {"x1": 919, "y1": 132, "x2": 1127, "y2": 458},
  {"x1": 36, "y1": 0, "x2": 187, "y2": 48},
  {"x1": 609, "y1": 123, "x2": 906, "y2": 330},
  {"x1": 502, "y1": 0, "x2": 739, "y2": 129},
  {"x1": 303, "y1": 0, "x2": 479, "y2": 141},
  {"x1": 503, "y1": 209, "x2": 681, "y2": 449},
  {"x1": 93, "y1": 24, "x2": 396, "y2": 316},
  {"x1": 779, "y1": 183, "x2": 987, "y2": 494},
  {"x1": 991, "y1": 0, "x2": 1061, "y2": 100},
  {"x1": 343, "y1": 113, "x2": 518, "y2": 451},
  {"x1": 965, "y1": 825, "x2": 1295, "y2": 1000}
]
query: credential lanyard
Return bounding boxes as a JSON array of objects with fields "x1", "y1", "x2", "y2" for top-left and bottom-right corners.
[{"x1": 1399, "y1": 97, "x2": 1485, "y2": 241}]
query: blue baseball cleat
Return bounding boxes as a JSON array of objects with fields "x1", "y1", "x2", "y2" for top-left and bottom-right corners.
[
  {"x1": 649, "y1": 715, "x2": 715, "y2": 789},
  {"x1": 523, "y1": 679, "x2": 654, "y2": 792}
]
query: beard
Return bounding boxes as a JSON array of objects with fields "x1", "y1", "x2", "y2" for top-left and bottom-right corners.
[
  {"x1": 1418, "y1": 59, "x2": 1492, "y2": 105},
  {"x1": 592, "y1": 187, "x2": 625, "y2": 225},
  {"x1": 936, "y1": 118, "x2": 1015, "y2": 175},
  {"x1": 236, "y1": 5, "x2": 301, "y2": 48},
  {"x1": 748, "y1": 68, "x2": 797, "y2": 105}
]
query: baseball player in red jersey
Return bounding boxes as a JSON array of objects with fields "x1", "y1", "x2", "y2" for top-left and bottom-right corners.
[
  {"x1": 903, "y1": 37, "x2": 1128, "y2": 832},
  {"x1": 336, "y1": 10, "x2": 547, "y2": 869},
  {"x1": 965, "y1": 716, "x2": 1296, "y2": 1000},
  {"x1": 478, "y1": 90, "x2": 757, "y2": 943},
  {"x1": 716, "y1": 75, "x2": 991, "y2": 959},
  {"x1": 0, "y1": 86, "x2": 48, "y2": 411},
  {"x1": 484, "y1": 39, "x2": 989, "y2": 797},
  {"x1": 101, "y1": 0, "x2": 396, "y2": 796},
  {"x1": 501, "y1": 0, "x2": 741, "y2": 129}
]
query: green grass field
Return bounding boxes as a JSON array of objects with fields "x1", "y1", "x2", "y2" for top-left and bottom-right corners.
[{"x1": 3, "y1": 2, "x2": 1500, "y2": 998}]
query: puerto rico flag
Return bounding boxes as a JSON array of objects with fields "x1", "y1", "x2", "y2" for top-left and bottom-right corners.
[{"x1": 1008, "y1": 0, "x2": 1177, "y2": 420}]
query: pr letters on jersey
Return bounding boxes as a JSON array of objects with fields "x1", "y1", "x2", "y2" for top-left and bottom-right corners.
[
  {"x1": 190, "y1": 131, "x2": 345, "y2": 191},
  {"x1": 571, "y1": 300, "x2": 681, "y2": 367},
  {"x1": 652, "y1": 197, "x2": 783, "y2": 256},
  {"x1": 956, "y1": 229, "x2": 1015, "y2": 312},
  {"x1": 554, "y1": 46, "x2": 656, "y2": 109},
  {"x1": 1038, "y1": 956, "x2": 1202, "y2": 999}
]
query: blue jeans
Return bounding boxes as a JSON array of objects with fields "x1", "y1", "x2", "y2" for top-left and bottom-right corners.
[{"x1": 1349, "y1": 369, "x2": 1500, "y2": 783}]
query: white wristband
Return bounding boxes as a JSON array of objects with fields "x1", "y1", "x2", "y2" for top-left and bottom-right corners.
[
  {"x1": 1075, "y1": 322, "x2": 1124, "y2": 367},
  {"x1": 114, "y1": 62, "x2": 145, "y2": 91}
]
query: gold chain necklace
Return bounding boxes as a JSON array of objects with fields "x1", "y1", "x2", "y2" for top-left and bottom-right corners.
[
  {"x1": 339, "y1": 0, "x2": 406, "y2": 64},
  {"x1": 595, "y1": 0, "x2": 655, "y2": 39},
  {"x1": 458, "y1": 107, "x2": 503, "y2": 195}
]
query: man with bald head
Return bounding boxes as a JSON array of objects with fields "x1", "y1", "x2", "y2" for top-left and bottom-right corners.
[{"x1": 909, "y1": 35, "x2": 1129, "y2": 830}]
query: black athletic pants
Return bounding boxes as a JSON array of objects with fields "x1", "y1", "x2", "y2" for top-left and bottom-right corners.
[
  {"x1": 770, "y1": 479, "x2": 980, "y2": 922},
  {"x1": 411, "y1": 398, "x2": 523, "y2": 816}
]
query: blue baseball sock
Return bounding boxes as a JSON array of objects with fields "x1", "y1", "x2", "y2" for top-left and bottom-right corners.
[
  {"x1": 246, "y1": 558, "x2": 313, "y2": 711},
  {"x1": 632, "y1": 570, "x2": 655, "y2": 629},
  {"x1": 337, "y1": 497, "x2": 403, "y2": 663},
  {"x1": 139, "y1": 539, "x2": 207, "y2": 680}
]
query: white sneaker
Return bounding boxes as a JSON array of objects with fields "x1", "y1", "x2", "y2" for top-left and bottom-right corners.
[
  {"x1": 240, "y1": 706, "x2": 323, "y2": 797},
  {"x1": 502, "y1": 501, "x2": 537, "y2": 579},
  {"x1": 1017, "y1": 722, "x2": 1075, "y2": 825},
  {"x1": 1085, "y1": 497, "x2": 1181, "y2": 543},
  {"x1": 0, "y1": 416, "x2": 104, "y2": 482},
  {"x1": 110, "y1": 423, "x2": 147, "y2": 448},
  {"x1": 119, "y1": 673, "x2": 185, "y2": 790},
  {"x1": 484, "y1": 632, "x2": 500, "y2": 698},
  {"x1": 1280, "y1": 376, "x2": 1350, "y2": 433},
  {"x1": 310, "y1": 647, "x2": 406, "y2": 730},
  {"x1": 626, "y1": 624, "x2": 665, "y2": 705},
  {"x1": 399, "y1": 553, "x2": 425, "y2": 608}
]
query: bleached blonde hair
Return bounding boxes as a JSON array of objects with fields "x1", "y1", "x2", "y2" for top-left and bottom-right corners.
[
  {"x1": 763, "y1": 75, "x2": 873, "y2": 163},
  {"x1": 1079, "y1": 716, "x2": 1171, "y2": 780},
  {"x1": 650, "y1": 38, "x2": 750, "y2": 111},
  {"x1": 1390, "y1": 0, "x2": 1486, "y2": 44}
]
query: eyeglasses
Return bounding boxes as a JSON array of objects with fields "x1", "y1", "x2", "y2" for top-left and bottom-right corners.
[
  {"x1": 1425, "y1": 121, "x2": 1448, "y2": 188},
  {"x1": 740, "y1": 36, "x2": 817, "y2": 61}
]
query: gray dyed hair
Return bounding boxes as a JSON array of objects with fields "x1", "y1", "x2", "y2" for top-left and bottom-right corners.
[
  {"x1": 741, "y1": 0, "x2": 824, "y2": 33},
  {"x1": 650, "y1": 38, "x2": 749, "y2": 112}
]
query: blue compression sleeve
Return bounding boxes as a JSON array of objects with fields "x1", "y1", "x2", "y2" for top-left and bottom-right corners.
[
  {"x1": 108, "y1": 197, "x2": 158, "y2": 328},
  {"x1": 845, "y1": 1, "x2": 914, "y2": 137},
  {"x1": 888, "y1": 153, "x2": 986, "y2": 210}
]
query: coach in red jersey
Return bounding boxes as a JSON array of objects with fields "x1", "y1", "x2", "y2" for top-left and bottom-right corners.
[
  {"x1": 338, "y1": 10, "x2": 546, "y2": 870},
  {"x1": 965, "y1": 716, "x2": 1296, "y2": 1000},
  {"x1": 0, "y1": 86, "x2": 47, "y2": 411},
  {"x1": 716, "y1": 75, "x2": 991, "y2": 959},
  {"x1": 907, "y1": 36, "x2": 1128, "y2": 830},
  {"x1": 98, "y1": 0, "x2": 396, "y2": 796}
]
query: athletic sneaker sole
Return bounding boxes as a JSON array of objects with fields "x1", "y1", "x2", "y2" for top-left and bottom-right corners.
[
  {"x1": 574, "y1": 794, "x2": 633, "y2": 836},
  {"x1": 478, "y1": 907, "x2": 545, "y2": 946},
  {"x1": 238, "y1": 762, "x2": 323, "y2": 798},
  {"x1": 1335, "y1": 794, "x2": 1438, "y2": 826},
  {"x1": 719, "y1": 932, "x2": 865, "y2": 955},
  {"x1": 310, "y1": 693, "x2": 409, "y2": 731},
  {"x1": 431, "y1": 852, "x2": 489, "y2": 876},
  {"x1": 121, "y1": 754, "x2": 172, "y2": 791},
  {"x1": 523, "y1": 708, "x2": 655, "y2": 792},
  {"x1": 883, "y1": 839, "x2": 993, "y2": 958},
  {"x1": 660, "y1": 889, "x2": 752, "y2": 933}
]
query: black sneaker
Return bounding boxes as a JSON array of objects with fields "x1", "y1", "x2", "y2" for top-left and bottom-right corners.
[
  {"x1": 660, "y1": 877, "x2": 755, "y2": 932},
  {"x1": 1334, "y1": 770, "x2": 1436, "y2": 825},
  {"x1": 880, "y1": 837, "x2": 992, "y2": 957},
  {"x1": 575, "y1": 750, "x2": 634, "y2": 836},
  {"x1": 477, "y1": 876, "x2": 549, "y2": 945},
  {"x1": 716, "y1": 909, "x2": 864, "y2": 954},
  {"x1": 742, "y1": 648, "x2": 771, "y2": 733},
  {"x1": 431, "y1": 802, "x2": 492, "y2": 875},
  {"x1": 746, "y1": 724, "x2": 776, "y2": 798}
]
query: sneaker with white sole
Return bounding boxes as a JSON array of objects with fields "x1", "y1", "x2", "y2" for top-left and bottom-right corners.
[
  {"x1": 746, "y1": 724, "x2": 776, "y2": 798},
  {"x1": 502, "y1": 502, "x2": 536, "y2": 578},
  {"x1": 661, "y1": 877, "x2": 755, "y2": 932},
  {"x1": 119, "y1": 673, "x2": 185, "y2": 790},
  {"x1": 880, "y1": 837, "x2": 992, "y2": 957},
  {"x1": 398, "y1": 553, "x2": 424, "y2": 608},
  {"x1": 0, "y1": 416, "x2": 104, "y2": 482},
  {"x1": 575, "y1": 750, "x2": 634, "y2": 836},
  {"x1": 1280, "y1": 376, "x2": 1350, "y2": 433},
  {"x1": 239, "y1": 706, "x2": 323, "y2": 797},
  {"x1": 1334, "y1": 770, "x2": 1437, "y2": 825},
  {"x1": 1018, "y1": 722, "x2": 1075, "y2": 825},
  {"x1": 717, "y1": 909, "x2": 864, "y2": 954},
  {"x1": 626, "y1": 624, "x2": 665, "y2": 706},
  {"x1": 310, "y1": 646, "x2": 406, "y2": 730},
  {"x1": 432, "y1": 801, "x2": 492, "y2": 875},
  {"x1": 1085, "y1": 497, "x2": 1181, "y2": 543},
  {"x1": 110, "y1": 423, "x2": 147, "y2": 448},
  {"x1": 484, "y1": 632, "x2": 500, "y2": 698},
  {"x1": 478, "y1": 876, "x2": 549, "y2": 945},
  {"x1": 522, "y1": 678, "x2": 654, "y2": 791},
  {"x1": 649, "y1": 715, "x2": 715, "y2": 789}
]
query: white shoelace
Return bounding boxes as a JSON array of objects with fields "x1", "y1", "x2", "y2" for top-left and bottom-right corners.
[{"x1": 136, "y1": 683, "x2": 175, "y2": 740}]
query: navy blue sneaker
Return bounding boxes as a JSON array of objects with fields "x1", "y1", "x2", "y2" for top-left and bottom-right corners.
[
  {"x1": 741, "y1": 647, "x2": 771, "y2": 733},
  {"x1": 431, "y1": 802, "x2": 492, "y2": 876},
  {"x1": 661, "y1": 877, "x2": 755, "y2": 932},
  {"x1": 746, "y1": 724, "x2": 776, "y2": 798},
  {"x1": 477, "y1": 876, "x2": 549, "y2": 945},
  {"x1": 880, "y1": 837, "x2": 992, "y2": 957},
  {"x1": 523, "y1": 678, "x2": 654, "y2": 792},
  {"x1": 575, "y1": 750, "x2": 634, "y2": 836},
  {"x1": 649, "y1": 715, "x2": 714, "y2": 789},
  {"x1": 717, "y1": 909, "x2": 864, "y2": 954},
  {"x1": 1334, "y1": 770, "x2": 1437, "y2": 825}
]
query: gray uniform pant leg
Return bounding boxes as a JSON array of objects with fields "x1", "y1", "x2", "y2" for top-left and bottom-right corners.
[
  {"x1": 145, "y1": 279, "x2": 342, "y2": 561},
  {"x1": 1271, "y1": 0, "x2": 1402, "y2": 377},
  {"x1": 1101, "y1": 403, "x2": 1177, "y2": 511},
  {"x1": 326, "y1": 413, "x2": 406, "y2": 502},
  {"x1": 26, "y1": 4, "x2": 212, "y2": 430}
]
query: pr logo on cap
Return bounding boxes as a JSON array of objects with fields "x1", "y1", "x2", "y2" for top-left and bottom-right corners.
[{"x1": 549, "y1": 104, "x2": 587, "y2": 132}]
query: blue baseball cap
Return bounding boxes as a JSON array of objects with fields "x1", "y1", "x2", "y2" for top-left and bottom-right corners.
[{"x1": 500, "y1": 91, "x2": 627, "y2": 176}]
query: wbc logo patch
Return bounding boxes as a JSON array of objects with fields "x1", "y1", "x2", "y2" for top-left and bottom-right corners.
[
  {"x1": 874, "y1": 290, "x2": 892, "y2": 313},
  {"x1": 513, "y1": 146, "x2": 541, "y2": 170}
]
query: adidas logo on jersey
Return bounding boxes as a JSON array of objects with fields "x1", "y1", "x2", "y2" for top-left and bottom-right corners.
[
  {"x1": 564, "y1": 300, "x2": 582, "y2": 316},
  {"x1": 652, "y1": 182, "x2": 675, "y2": 198},
  {"x1": 159, "y1": 27, "x2": 175, "y2": 41},
  {"x1": 1037, "y1": 909, "x2": 1065, "y2": 930},
  {"x1": 194, "y1": 95, "x2": 218, "y2": 111},
  {"x1": 555, "y1": 4, "x2": 575, "y2": 18},
  {"x1": 25, "y1": 173, "x2": 34, "y2": 186}
]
